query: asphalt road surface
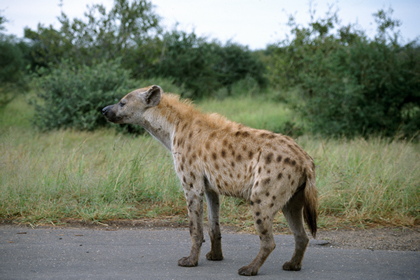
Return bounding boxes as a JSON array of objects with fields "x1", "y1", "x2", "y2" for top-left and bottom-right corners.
[{"x1": 1, "y1": 226, "x2": 419, "y2": 280}]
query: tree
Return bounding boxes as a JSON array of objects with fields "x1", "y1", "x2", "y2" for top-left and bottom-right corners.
[
  {"x1": 267, "y1": 7, "x2": 419, "y2": 138},
  {"x1": 24, "y1": 0, "x2": 160, "y2": 69},
  {"x1": 0, "y1": 13, "x2": 27, "y2": 106}
]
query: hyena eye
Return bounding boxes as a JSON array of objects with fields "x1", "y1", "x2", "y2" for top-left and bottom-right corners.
[{"x1": 119, "y1": 101, "x2": 126, "y2": 107}]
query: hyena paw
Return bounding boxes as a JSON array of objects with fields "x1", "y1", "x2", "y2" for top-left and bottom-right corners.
[
  {"x1": 206, "y1": 251, "x2": 224, "y2": 261},
  {"x1": 282, "y1": 261, "x2": 302, "y2": 271},
  {"x1": 178, "y1": 256, "x2": 198, "y2": 267},
  {"x1": 238, "y1": 265, "x2": 259, "y2": 276}
]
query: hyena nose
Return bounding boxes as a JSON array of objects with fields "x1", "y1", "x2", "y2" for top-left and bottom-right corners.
[{"x1": 102, "y1": 106, "x2": 111, "y2": 115}]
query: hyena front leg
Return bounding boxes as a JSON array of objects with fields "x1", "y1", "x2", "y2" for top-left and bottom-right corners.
[
  {"x1": 204, "y1": 187, "x2": 223, "y2": 261},
  {"x1": 178, "y1": 187, "x2": 204, "y2": 267}
]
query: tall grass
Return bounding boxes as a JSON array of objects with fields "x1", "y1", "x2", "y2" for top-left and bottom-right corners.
[{"x1": 0, "y1": 95, "x2": 419, "y2": 228}]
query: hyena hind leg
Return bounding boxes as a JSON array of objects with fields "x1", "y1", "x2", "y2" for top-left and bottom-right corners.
[
  {"x1": 238, "y1": 202, "x2": 277, "y2": 276},
  {"x1": 282, "y1": 187, "x2": 309, "y2": 271}
]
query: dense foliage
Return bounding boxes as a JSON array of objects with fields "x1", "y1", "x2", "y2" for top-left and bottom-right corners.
[
  {"x1": 266, "y1": 8, "x2": 419, "y2": 138},
  {"x1": 32, "y1": 60, "x2": 135, "y2": 131},
  {"x1": 0, "y1": 2, "x2": 419, "y2": 137}
]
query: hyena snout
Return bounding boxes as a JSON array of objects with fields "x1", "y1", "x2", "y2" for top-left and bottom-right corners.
[
  {"x1": 102, "y1": 105, "x2": 120, "y2": 123},
  {"x1": 102, "y1": 105, "x2": 112, "y2": 116}
]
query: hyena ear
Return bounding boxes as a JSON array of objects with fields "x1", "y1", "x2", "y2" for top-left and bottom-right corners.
[{"x1": 142, "y1": 85, "x2": 162, "y2": 107}]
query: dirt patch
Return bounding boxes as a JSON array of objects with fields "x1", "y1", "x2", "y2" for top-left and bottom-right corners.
[
  {"x1": 3, "y1": 219, "x2": 419, "y2": 251},
  {"x1": 316, "y1": 227, "x2": 420, "y2": 251}
]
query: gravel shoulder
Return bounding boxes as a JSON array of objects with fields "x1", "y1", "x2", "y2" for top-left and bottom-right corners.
[{"x1": 315, "y1": 227, "x2": 419, "y2": 251}]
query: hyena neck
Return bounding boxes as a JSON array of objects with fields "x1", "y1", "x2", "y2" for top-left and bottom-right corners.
[
  {"x1": 138, "y1": 111, "x2": 173, "y2": 150},
  {"x1": 142, "y1": 94, "x2": 197, "y2": 151}
]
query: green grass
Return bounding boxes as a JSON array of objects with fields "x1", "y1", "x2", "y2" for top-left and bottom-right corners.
[
  {"x1": 198, "y1": 95, "x2": 295, "y2": 133},
  {"x1": 0, "y1": 95, "x2": 419, "y2": 229}
]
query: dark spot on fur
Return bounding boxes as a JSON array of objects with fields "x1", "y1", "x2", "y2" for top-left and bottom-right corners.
[
  {"x1": 256, "y1": 199, "x2": 262, "y2": 204},
  {"x1": 189, "y1": 184, "x2": 193, "y2": 189},
  {"x1": 266, "y1": 192, "x2": 270, "y2": 197},
  {"x1": 256, "y1": 219, "x2": 262, "y2": 225},
  {"x1": 181, "y1": 123, "x2": 188, "y2": 131},
  {"x1": 221, "y1": 150, "x2": 226, "y2": 158},
  {"x1": 250, "y1": 201, "x2": 254, "y2": 205},
  {"x1": 190, "y1": 172, "x2": 196, "y2": 180},
  {"x1": 212, "y1": 152, "x2": 217, "y2": 160},
  {"x1": 231, "y1": 161, "x2": 235, "y2": 167},
  {"x1": 284, "y1": 157, "x2": 291, "y2": 165},
  {"x1": 291, "y1": 180, "x2": 295, "y2": 186},
  {"x1": 248, "y1": 151, "x2": 254, "y2": 159},
  {"x1": 261, "y1": 230, "x2": 268, "y2": 235},
  {"x1": 277, "y1": 173, "x2": 283, "y2": 180},
  {"x1": 236, "y1": 154, "x2": 242, "y2": 161},
  {"x1": 272, "y1": 195, "x2": 276, "y2": 200},
  {"x1": 256, "y1": 212, "x2": 260, "y2": 216},
  {"x1": 276, "y1": 155, "x2": 282, "y2": 162},
  {"x1": 188, "y1": 131, "x2": 193, "y2": 139},
  {"x1": 270, "y1": 203, "x2": 274, "y2": 208},
  {"x1": 265, "y1": 153, "x2": 273, "y2": 164},
  {"x1": 258, "y1": 167, "x2": 262, "y2": 174},
  {"x1": 205, "y1": 142, "x2": 211, "y2": 150},
  {"x1": 178, "y1": 137, "x2": 184, "y2": 147},
  {"x1": 215, "y1": 163, "x2": 220, "y2": 170},
  {"x1": 223, "y1": 139, "x2": 228, "y2": 146},
  {"x1": 263, "y1": 178, "x2": 271, "y2": 185}
]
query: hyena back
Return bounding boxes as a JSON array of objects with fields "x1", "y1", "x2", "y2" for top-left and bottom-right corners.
[{"x1": 102, "y1": 85, "x2": 317, "y2": 276}]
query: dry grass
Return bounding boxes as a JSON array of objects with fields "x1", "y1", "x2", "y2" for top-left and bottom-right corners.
[{"x1": 0, "y1": 96, "x2": 419, "y2": 229}]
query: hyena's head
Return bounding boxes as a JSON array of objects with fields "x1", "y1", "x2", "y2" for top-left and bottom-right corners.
[{"x1": 102, "y1": 85, "x2": 162, "y2": 124}]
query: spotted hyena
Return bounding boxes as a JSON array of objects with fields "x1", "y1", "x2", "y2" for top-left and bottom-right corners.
[{"x1": 102, "y1": 85, "x2": 317, "y2": 276}]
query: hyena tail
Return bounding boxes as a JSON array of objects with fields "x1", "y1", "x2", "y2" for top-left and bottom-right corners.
[{"x1": 303, "y1": 167, "x2": 318, "y2": 238}]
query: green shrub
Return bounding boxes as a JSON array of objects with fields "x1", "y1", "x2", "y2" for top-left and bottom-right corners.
[
  {"x1": 267, "y1": 8, "x2": 420, "y2": 138},
  {"x1": 0, "y1": 35, "x2": 27, "y2": 106},
  {"x1": 32, "y1": 60, "x2": 137, "y2": 131}
]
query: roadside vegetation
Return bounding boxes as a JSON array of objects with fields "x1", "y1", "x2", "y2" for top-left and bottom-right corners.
[
  {"x1": 0, "y1": 0, "x2": 419, "y2": 230},
  {"x1": 1, "y1": 95, "x2": 418, "y2": 229}
]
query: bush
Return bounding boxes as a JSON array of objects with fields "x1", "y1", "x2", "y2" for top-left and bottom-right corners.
[
  {"x1": 267, "y1": 8, "x2": 420, "y2": 138},
  {"x1": 32, "y1": 60, "x2": 137, "y2": 131},
  {"x1": 151, "y1": 30, "x2": 267, "y2": 98},
  {"x1": 0, "y1": 35, "x2": 27, "y2": 106}
]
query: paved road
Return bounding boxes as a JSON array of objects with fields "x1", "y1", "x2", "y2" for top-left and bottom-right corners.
[{"x1": 0, "y1": 226, "x2": 419, "y2": 280}]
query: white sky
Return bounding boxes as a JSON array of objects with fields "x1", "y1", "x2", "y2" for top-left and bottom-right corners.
[{"x1": 2, "y1": 0, "x2": 419, "y2": 49}]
